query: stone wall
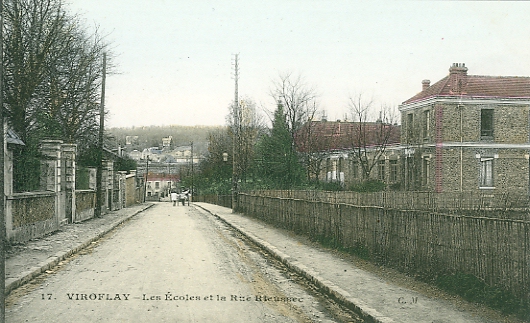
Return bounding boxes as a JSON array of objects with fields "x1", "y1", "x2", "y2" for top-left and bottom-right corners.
[
  {"x1": 74, "y1": 190, "x2": 96, "y2": 222},
  {"x1": 6, "y1": 192, "x2": 57, "y2": 243}
]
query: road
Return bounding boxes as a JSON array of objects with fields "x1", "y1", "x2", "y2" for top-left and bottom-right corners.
[{"x1": 6, "y1": 202, "x2": 362, "y2": 323}]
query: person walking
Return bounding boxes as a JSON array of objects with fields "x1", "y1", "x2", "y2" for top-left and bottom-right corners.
[{"x1": 170, "y1": 191, "x2": 178, "y2": 206}]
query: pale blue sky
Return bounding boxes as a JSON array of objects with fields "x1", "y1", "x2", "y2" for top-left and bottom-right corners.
[{"x1": 67, "y1": 0, "x2": 530, "y2": 128}]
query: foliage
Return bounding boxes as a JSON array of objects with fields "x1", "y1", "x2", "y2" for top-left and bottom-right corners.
[
  {"x1": 3, "y1": 0, "x2": 112, "y2": 191},
  {"x1": 254, "y1": 103, "x2": 304, "y2": 189},
  {"x1": 435, "y1": 272, "x2": 529, "y2": 318},
  {"x1": 349, "y1": 180, "x2": 386, "y2": 192},
  {"x1": 114, "y1": 155, "x2": 137, "y2": 173}
]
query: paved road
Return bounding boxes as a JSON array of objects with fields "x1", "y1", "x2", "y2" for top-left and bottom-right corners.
[{"x1": 6, "y1": 202, "x2": 361, "y2": 323}]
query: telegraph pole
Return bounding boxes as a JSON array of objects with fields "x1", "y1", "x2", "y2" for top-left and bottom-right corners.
[
  {"x1": 190, "y1": 141, "x2": 194, "y2": 200},
  {"x1": 231, "y1": 54, "x2": 240, "y2": 212},
  {"x1": 0, "y1": 0, "x2": 6, "y2": 320},
  {"x1": 95, "y1": 53, "x2": 106, "y2": 217},
  {"x1": 143, "y1": 155, "x2": 149, "y2": 203}
]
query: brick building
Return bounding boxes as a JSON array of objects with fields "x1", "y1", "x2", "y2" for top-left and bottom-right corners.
[
  {"x1": 399, "y1": 63, "x2": 530, "y2": 194},
  {"x1": 296, "y1": 120, "x2": 401, "y2": 187}
]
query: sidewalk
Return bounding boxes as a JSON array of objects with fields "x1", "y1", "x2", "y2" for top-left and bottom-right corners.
[
  {"x1": 5, "y1": 203, "x2": 153, "y2": 295},
  {"x1": 194, "y1": 202, "x2": 507, "y2": 323}
]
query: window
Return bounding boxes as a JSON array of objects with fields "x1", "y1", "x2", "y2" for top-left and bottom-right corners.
[
  {"x1": 390, "y1": 159, "x2": 398, "y2": 182},
  {"x1": 407, "y1": 113, "x2": 414, "y2": 141},
  {"x1": 481, "y1": 109, "x2": 494, "y2": 138},
  {"x1": 422, "y1": 157, "x2": 430, "y2": 187},
  {"x1": 155, "y1": 181, "x2": 160, "y2": 189},
  {"x1": 480, "y1": 158, "x2": 494, "y2": 187},
  {"x1": 378, "y1": 160, "x2": 386, "y2": 181},
  {"x1": 422, "y1": 110, "x2": 430, "y2": 140},
  {"x1": 351, "y1": 160, "x2": 358, "y2": 178}
]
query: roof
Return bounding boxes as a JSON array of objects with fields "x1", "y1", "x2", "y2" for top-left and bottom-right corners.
[
  {"x1": 6, "y1": 128, "x2": 25, "y2": 146},
  {"x1": 296, "y1": 121, "x2": 401, "y2": 153},
  {"x1": 403, "y1": 64, "x2": 530, "y2": 104}
]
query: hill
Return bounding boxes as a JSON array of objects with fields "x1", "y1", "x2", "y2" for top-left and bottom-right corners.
[{"x1": 108, "y1": 125, "x2": 226, "y2": 155}]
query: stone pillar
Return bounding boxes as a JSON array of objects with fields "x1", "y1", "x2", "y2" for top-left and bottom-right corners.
[
  {"x1": 118, "y1": 171, "x2": 127, "y2": 210},
  {"x1": 61, "y1": 144, "x2": 76, "y2": 223},
  {"x1": 102, "y1": 160, "x2": 114, "y2": 212},
  {"x1": 40, "y1": 140, "x2": 63, "y2": 226}
]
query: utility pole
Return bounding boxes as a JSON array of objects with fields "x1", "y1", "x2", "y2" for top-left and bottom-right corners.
[
  {"x1": 143, "y1": 155, "x2": 149, "y2": 203},
  {"x1": 0, "y1": 0, "x2": 6, "y2": 320},
  {"x1": 231, "y1": 54, "x2": 240, "y2": 212},
  {"x1": 95, "y1": 53, "x2": 106, "y2": 217},
  {"x1": 190, "y1": 141, "x2": 194, "y2": 200}
]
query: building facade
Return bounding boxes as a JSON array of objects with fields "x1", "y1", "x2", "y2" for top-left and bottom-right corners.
[{"x1": 399, "y1": 63, "x2": 530, "y2": 194}]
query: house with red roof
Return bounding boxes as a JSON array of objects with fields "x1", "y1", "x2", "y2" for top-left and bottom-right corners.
[
  {"x1": 295, "y1": 119, "x2": 401, "y2": 186},
  {"x1": 399, "y1": 63, "x2": 530, "y2": 195}
]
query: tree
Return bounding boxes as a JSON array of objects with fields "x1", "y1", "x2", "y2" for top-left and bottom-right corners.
[
  {"x1": 270, "y1": 72, "x2": 319, "y2": 142},
  {"x1": 269, "y1": 72, "x2": 320, "y2": 183},
  {"x1": 296, "y1": 120, "x2": 344, "y2": 183},
  {"x1": 347, "y1": 94, "x2": 399, "y2": 181},
  {"x1": 3, "y1": 0, "x2": 111, "y2": 191},
  {"x1": 226, "y1": 96, "x2": 265, "y2": 183},
  {"x1": 256, "y1": 102, "x2": 304, "y2": 188}
]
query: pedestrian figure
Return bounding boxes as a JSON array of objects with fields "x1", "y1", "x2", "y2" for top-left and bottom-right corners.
[
  {"x1": 180, "y1": 188, "x2": 190, "y2": 206},
  {"x1": 170, "y1": 191, "x2": 178, "y2": 206}
]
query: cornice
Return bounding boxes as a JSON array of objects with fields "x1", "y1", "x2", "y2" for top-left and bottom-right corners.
[{"x1": 398, "y1": 96, "x2": 530, "y2": 112}]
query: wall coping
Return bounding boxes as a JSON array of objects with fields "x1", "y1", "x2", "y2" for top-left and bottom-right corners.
[
  {"x1": 8, "y1": 191, "x2": 55, "y2": 200},
  {"x1": 75, "y1": 189, "x2": 96, "y2": 193}
]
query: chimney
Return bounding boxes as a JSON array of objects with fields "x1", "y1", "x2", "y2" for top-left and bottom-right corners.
[
  {"x1": 421, "y1": 80, "x2": 431, "y2": 91},
  {"x1": 321, "y1": 110, "x2": 328, "y2": 122},
  {"x1": 449, "y1": 63, "x2": 468, "y2": 94},
  {"x1": 422, "y1": 79, "x2": 430, "y2": 91}
]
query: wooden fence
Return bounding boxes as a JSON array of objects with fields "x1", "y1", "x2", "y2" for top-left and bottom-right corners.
[
  {"x1": 250, "y1": 190, "x2": 530, "y2": 220},
  {"x1": 195, "y1": 194, "x2": 232, "y2": 209},
  {"x1": 237, "y1": 192, "x2": 530, "y2": 304}
]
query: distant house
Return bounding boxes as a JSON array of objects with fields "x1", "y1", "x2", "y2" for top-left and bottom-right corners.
[
  {"x1": 142, "y1": 147, "x2": 162, "y2": 162},
  {"x1": 399, "y1": 63, "x2": 530, "y2": 194},
  {"x1": 128, "y1": 149, "x2": 142, "y2": 161},
  {"x1": 162, "y1": 136, "x2": 172, "y2": 149},
  {"x1": 125, "y1": 135, "x2": 139, "y2": 145},
  {"x1": 145, "y1": 173, "x2": 180, "y2": 198}
]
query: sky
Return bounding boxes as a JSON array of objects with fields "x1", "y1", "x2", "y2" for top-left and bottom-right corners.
[{"x1": 66, "y1": 0, "x2": 530, "y2": 128}]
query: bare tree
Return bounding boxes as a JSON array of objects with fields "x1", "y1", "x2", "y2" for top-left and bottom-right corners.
[
  {"x1": 226, "y1": 96, "x2": 265, "y2": 182},
  {"x1": 270, "y1": 72, "x2": 319, "y2": 142},
  {"x1": 269, "y1": 72, "x2": 321, "y2": 182},
  {"x1": 3, "y1": 0, "x2": 112, "y2": 191},
  {"x1": 296, "y1": 118, "x2": 344, "y2": 182},
  {"x1": 347, "y1": 93, "x2": 399, "y2": 181},
  {"x1": 41, "y1": 20, "x2": 109, "y2": 144},
  {"x1": 3, "y1": 0, "x2": 68, "y2": 140}
]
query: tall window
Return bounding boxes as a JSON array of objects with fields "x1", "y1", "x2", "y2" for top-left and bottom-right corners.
[
  {"x1": 422, "y1": 157, "x2": 430, "y2": 187},
  {"x1": 407, "y1": 113, "x2": 414, "y2": 141},
  {"x1": 351, "y1": 160, "x2": 358, "y2": 178},
  {"x1": 390, "y1": 159, "x2": 398, "y2": 182},
  {"x1": 378, "y1": 160, "x2": 386, "y2": 181},
  {"x1": 480, "y1": 158, "x2": 494, "y2": 187},
  {"x1": 422, "y1": 109, "x2": 431, "y2": 140},
  {"x1": 481, "y1": 109, "x2": 494, "y2": 138}
]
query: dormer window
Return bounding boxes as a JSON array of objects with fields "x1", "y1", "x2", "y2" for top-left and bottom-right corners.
[{"x1": 480, "y1": 109, "x2": 494, "y2": 139}]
